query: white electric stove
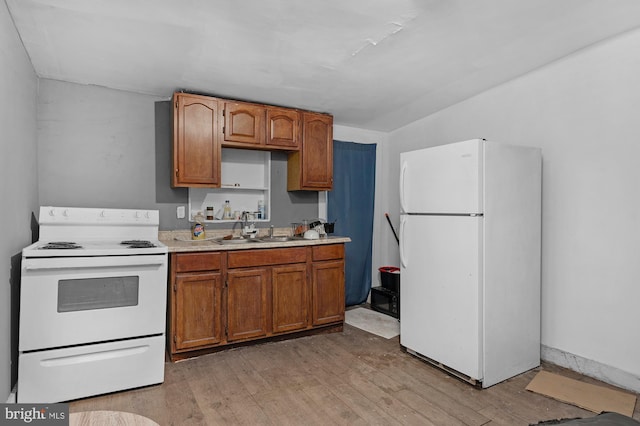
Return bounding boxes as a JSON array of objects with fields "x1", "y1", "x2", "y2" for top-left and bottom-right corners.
[{"x1": 18, "y1": 207, "x2": 168, "y2": 403}]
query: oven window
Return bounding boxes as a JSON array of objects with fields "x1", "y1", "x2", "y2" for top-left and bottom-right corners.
[{"x1": 58, "y1": 276, "x2": 139, "y2": 312}]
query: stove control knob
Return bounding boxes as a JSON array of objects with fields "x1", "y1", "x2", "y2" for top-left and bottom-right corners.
[
  {"x1": 62, "y1": 209, "x2": 69, "y2": 217},
  {"x1": 135, "y1": 211, "x2": 142, "y2": 219},
  {"x1": 145, "y1": 211, "x2": 150, "y2": 219},
  {"x1": 49, "y1": 209, "x2": 56, "y2": 216},
  {"x1": 100, "y1": 210, "x2": 107, "y2": 218}
]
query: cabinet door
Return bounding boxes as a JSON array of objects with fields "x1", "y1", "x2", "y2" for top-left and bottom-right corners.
[
  {"x1": 287, "y1": 112, "x2": 333, "y2": 191},
  {"x1": 267, "y1": 107, "x2": 300, "y2": 150},
  {"x1": 222, "y1": 102, "x2": 266, "y2": 146},
  {"x1": 173, "y1": 272, "x2": 223, "y2": 351},
  {"x1": 312, "y1": 260, "x2": 345, "y2": 325},
  {"x1": 227, "y1": 268, "x2": 269, "y2": 341},
  {"x1": 272, "y1": 264, "x2": 308, "y2": 333},
  {"x1": 172, "y1": 93, "x2": 221, "y2": 187}
]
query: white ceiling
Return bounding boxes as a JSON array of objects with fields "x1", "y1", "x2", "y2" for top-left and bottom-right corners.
[{"x1": 7, "y1": 0, "x2": 640, "y2": 131}]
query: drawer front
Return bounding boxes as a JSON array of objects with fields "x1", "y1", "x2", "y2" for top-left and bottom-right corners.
[
  {"x1": 17, "y1": 336, "x2": 165, "y2": 403},
  {"x1": 227, "y1": 247, "x2": 307, "y2": 269},
  {"x1": 312, "y1": 244, "x2": 344, "y2": 261},
  {"x1": 174, "y1": 252, "x2": 221, "y2": 272}
]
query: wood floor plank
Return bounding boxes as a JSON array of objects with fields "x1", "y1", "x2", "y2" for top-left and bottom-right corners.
[
  {"x1": 301, "y1": 384, "x2": 364, "y2": 425},
  {"x1": 330, "y1": 382, "x2": 406, "y2": 425},
  {"x1": 341, "y1": 371, "x2": 438, "y2": 425},
  {"x1": 376, "y1": 357, "x2": 494, "y2": 424},
  {"x1": 224, "y1": 350, "x2": 274, "y2": 396},
  {"x1": 226, "y1": 400, "x2": 273, "y2": 425},
  {"x1": 68, "y1": 317, "x2": 640, "y2": 426},
  {"x1": 252, "y1": 387, "x2": 325, "y2": 426}
]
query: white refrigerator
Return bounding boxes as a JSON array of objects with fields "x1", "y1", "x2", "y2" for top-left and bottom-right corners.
[{"x1": 399, "y1": 138, "x2": 541, "y2": 388}]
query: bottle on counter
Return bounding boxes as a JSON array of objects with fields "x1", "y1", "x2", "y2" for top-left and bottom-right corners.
[
  {"x1": 191, "y1": 211, "x2": 206, "y2": 240},
  {"x1": 206, "y1": 206, "x2": 214, "y2": 221},
  {"x1": 257, "y1": 200, "x2": 265, "y2": 219},
  {"x1": 223, "y1": 200, "x2": 232, "y2": 220}
]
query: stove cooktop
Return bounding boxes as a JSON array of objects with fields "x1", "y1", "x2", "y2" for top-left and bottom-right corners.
[
  {"x1": 39, "y1": 242, "x2": 83, "y2": 250},
  {"x1": 24, "y1": 239, "x2": 167, "y2": 257}
]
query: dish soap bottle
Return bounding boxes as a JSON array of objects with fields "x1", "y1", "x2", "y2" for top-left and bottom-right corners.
[
  {"x1": 223, "y1": 200, "x2": 232, "y2": 220},
  {"x1": 191, "y1": 211, "x2": 206, "y2": 240}
]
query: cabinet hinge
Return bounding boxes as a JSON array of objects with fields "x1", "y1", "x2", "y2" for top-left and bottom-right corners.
[
  {"x1": 175, "y1": 100, "x2": 178, "y2": 109},
  {"x1": 173, "y1": 283, "x2": 177, "y2": 292},
  {"x1": 225, "y1": 280, "x2": 228, "y2": 288},
  {"x1": 225, "y1": 326, "x2": 228, "y2": 336},
  {"x1": 175, "y1": 169, "x2": 179, "y2": 177},
  {"x1": 173, "y1": 335, "x2": 177, "y2": 343},
  {"x1": 222, "y1": 126, "x2": 225, "y2": 134}
]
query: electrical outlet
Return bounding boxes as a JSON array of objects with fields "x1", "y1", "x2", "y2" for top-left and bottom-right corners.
[{"x1": 177, "y1": 206, "x2": 185, "y2": 219}]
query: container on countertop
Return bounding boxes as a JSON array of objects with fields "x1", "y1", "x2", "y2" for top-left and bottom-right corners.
[{"x1": 191, "y1": 211, "x2": 206, "y2": 240}]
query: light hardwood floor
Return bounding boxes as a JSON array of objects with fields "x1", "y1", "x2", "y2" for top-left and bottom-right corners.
[{"x1": 70, "y1": 323, "x2": 640, "y2": 425}]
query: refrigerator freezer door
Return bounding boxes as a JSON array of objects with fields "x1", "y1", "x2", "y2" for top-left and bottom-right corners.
[
  {"x1": 400, "y1": 139, "x2": 483, "y2": 214},
  {"x1": 400, "y1": 214, "x2": 483, "y2": 381}
]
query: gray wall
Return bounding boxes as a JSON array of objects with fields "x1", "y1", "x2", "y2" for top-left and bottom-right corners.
[
  {"x1": 0, "y1": 1, "x2": 39, "y2": 400},
  {"x1": 379, "y1": 28, "x2": 640, "y2": 392},
  {"x1": 37, "y1": 81, "x2": 318, "y2": 231}
]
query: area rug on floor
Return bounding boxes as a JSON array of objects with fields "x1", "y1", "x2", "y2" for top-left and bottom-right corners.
[
  {"x1": 345, "y1": 307, "x2": 400, "y2": 339},
  {"x1": 70, "y1": 411, "x2": 159, "y2": 426}
]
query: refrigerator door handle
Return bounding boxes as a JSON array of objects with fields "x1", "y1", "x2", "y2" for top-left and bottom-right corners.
[
  {"x1": 400, "y1": 161, "x2": 408, "y2": 213},
  {"x1": 399, "y1": 215, "x2": 408, "y2": 268}
]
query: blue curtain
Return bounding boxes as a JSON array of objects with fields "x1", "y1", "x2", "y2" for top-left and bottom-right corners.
[{"x1": 328, "y1": 140, "x2": 376, "y2": 306}]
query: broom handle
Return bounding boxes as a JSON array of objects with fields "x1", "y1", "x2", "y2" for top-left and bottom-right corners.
[{"x1": 385, "y1": 213, "x2": 400, "y2": 245}]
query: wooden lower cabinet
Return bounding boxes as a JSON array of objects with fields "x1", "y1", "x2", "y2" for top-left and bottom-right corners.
[
  {"x1": 311, "y1": 244, "x2": 345, "y2": 325},
  {"x1": 168, "y1": 244, "x2": 345, "y2": 360},
  {"x1": 272, "y1": 264, "x2": 309, "y2": 333},
  {"x1": 312, "y1": 260, "x2": 345, "y2": 325},
  {"x1": 170, "y1": 251, "x2": 224, "y2": 354},
  {"x1": 173, "y1": 272, "x2": 223, "y2": 350},
  {"x1": 226, "y1": 268, "x2": 269, "y2": 341}
]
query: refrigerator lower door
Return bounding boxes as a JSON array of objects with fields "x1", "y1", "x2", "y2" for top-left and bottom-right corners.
[{"x1": 400, "y1": 214, "x2": 482, "y2": 381}]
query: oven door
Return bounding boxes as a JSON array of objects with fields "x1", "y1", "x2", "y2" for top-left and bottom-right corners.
[{"x1": 19, "y1": 254, "x2": 167, "y2": 352}]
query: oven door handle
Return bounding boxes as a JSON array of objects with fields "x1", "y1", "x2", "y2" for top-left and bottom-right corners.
[{"x1": 23, "y1": 255, "x2": 167, "y2": 271}]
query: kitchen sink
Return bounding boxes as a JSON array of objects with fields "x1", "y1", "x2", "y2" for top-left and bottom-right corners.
[
  {"x1": 258, "y1": 236, "x2": 301, "y2": 242},
  {"x1": 215, "y1": 238, "x2": 262, "y2": 245}
]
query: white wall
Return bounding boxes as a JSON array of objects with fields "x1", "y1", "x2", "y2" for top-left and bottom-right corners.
[
  {"x1": 382, "y1": 28, "x2": 640, "y2": 392},
  {"x1": 0, "y1": 1, "x2": 39, "y2": 400},
  {"x1": 333, "y1": 125, "x2": 390, "y2": 291}
]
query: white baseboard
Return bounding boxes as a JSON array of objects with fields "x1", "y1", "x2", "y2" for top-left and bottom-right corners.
[{"x1": 541, "y1": 345, "x2": 640, "y2": 394}]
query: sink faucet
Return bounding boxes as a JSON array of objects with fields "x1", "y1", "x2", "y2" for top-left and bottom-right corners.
[{"x1": 241, "y1": 211, "x2": 257, "y2": 238}]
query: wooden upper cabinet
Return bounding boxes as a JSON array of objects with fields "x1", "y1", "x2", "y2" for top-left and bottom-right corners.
[
  {"x1": 287, "y1": 112, "x2": 333, "y2": 191},
  {"x1": 172, "y1": 92, "x2": 332, "y2": 190},
  {"x1": 172, "y1": 93, "x2": 221, "y2": 187},
  {"x1": 267, "y1": 107, "x2": 300, "y2": 150},
  {"x1": 222, "y1": 101, "x2": 265, "y2": 147}
]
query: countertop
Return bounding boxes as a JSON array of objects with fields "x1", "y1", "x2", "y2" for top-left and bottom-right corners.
[{"x1": 159, "y1": 229, "x2": 350, "y2": 253}]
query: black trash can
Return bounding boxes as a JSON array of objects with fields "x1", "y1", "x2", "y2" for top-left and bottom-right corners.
[{"x1": 378, "y1": 266, "x2": 400, "y2": 293}]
